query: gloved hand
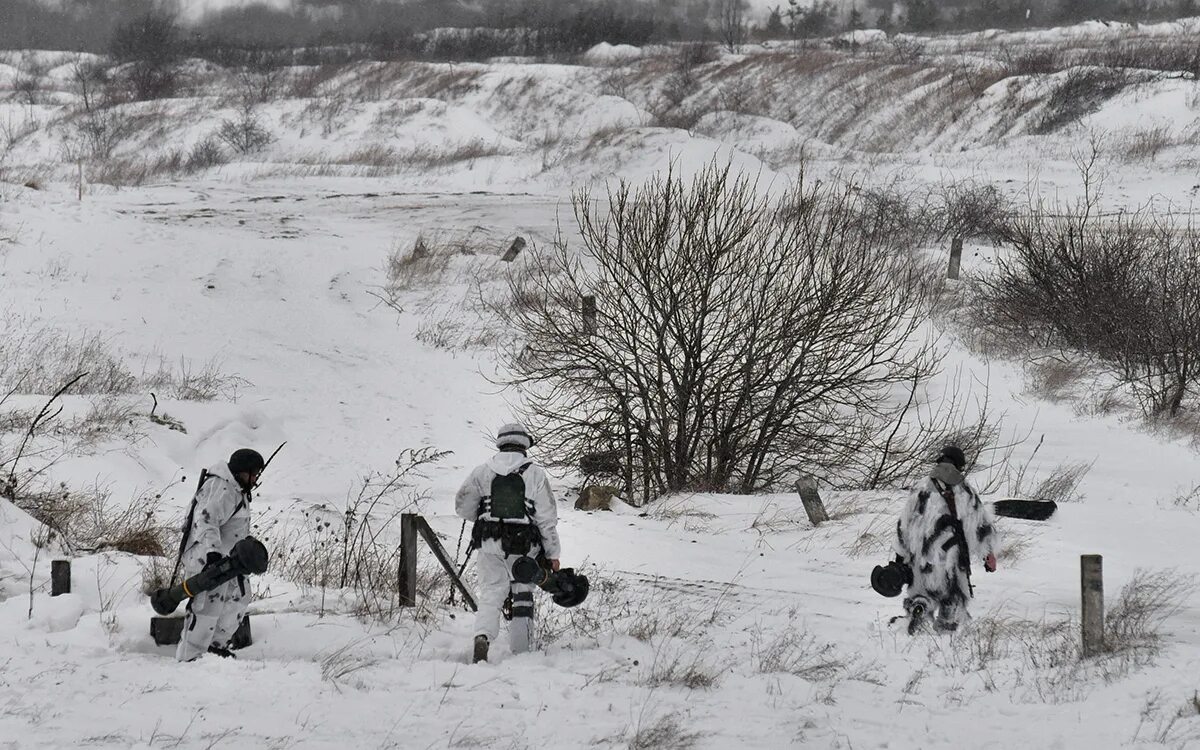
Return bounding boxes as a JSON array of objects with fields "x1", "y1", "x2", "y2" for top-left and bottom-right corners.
[
  {"x1": 203, "y1": 551, "x2": 222, "y2": 571},
  {"x1": 549, "y1": 558, "x2": 561, "y2": 572},
  {"x1": 984, "y1": 552, "x2": 997, "y2": 573}
]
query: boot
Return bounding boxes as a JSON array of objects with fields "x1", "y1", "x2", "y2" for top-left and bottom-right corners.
[
  {"x1": 473, "y1": 635, "x2": 489, "y2": 664},
  {"x1": 207, "y1": 644, "x2": 237, "y2": 659}
]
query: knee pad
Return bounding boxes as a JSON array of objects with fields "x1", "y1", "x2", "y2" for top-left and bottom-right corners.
[{"x1": 511, "y1": 591, "x2": 534, "y2": 619}]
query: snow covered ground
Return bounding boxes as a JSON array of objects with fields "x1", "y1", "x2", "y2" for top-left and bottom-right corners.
[{"x1": 2, "y1": 20, "x2": 1200, "y2": 750}]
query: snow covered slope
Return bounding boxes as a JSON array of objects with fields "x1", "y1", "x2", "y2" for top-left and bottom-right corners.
[{"x1": 1, "y1": 18, "x2": 1200, "y2": 750}]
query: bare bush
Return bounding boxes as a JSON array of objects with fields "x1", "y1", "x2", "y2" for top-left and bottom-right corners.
[
  {"x1": 500, "y1": 163, "x2": 933, "y2": 503},
  {"x1": 1105, "y1": 568, "x2": 1195, "y2": 655},
  {"x1": 271, "y1": 448, "x2": 449, "y2": 620},
  {"x1": 979, "y1": 204, "x2": 1200, "y2": 419},
  {"x1": 1029, "y1": 461, "x2": 1091, "y2": 504},
  {"x1": 109, "y1": 11, "x2": 183, "y2": 101},
  {"x1": 72, "y1": 57, "x2": 109, "y2": 112},
  {"x1": 74, "y1": 109, "x2": 138, "y2": 161},
  {"x1": 217, "y1": 106, "x2": 275, "y2": 155},
  {"x1": 184, "y1": 137, "x2": 227, "y2": 172}
]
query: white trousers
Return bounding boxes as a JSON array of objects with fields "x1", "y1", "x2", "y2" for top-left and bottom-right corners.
[
  {"x1": 474, "y1": 538, "x2": 538, "y2": 654},
  {"x1": 175, "y1": 574, "x2": 248, "y2": 662}
]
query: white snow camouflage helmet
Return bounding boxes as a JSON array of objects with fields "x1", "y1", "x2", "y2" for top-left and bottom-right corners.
[{"x1": 496, "y1": 422, "x2": 534, "y2": 450}]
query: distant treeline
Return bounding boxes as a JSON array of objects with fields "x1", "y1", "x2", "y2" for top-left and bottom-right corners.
[{"x1": 1, "y1": 0, "x2": 1197, "y2": 57}]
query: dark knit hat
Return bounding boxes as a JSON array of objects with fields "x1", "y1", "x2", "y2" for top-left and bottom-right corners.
[
  {"x1": 936, "y1": 445, "x2": 967, "y2": 471},
  {"x1": 228, "y1": 448, "x2": 265, "y2": 476}
]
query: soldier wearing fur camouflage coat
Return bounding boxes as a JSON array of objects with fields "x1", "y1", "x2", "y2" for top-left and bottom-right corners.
[{"x1": 893, "y1": 446, "x2": 999, "y2": 633}]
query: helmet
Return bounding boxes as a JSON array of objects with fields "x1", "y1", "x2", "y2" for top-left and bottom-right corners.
[
  {"x1": 228, "y1": 448, "x2": 265, "y2": 476},
  {"x1": 496, "y1": 422, "x2": 534, "y2": 451}
]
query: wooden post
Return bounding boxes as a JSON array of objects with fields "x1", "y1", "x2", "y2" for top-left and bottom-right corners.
[
  {"x1": 1081, "y1": 554, "x2": 1104, "y2": 657},
  {"x1": 947, "y1": 236, "x2": 963, "y2": 280},
  {"x1": 582, "y1": 295, "x2": 597, "y2": 336},
  {"x1": 399, "y1": 513, "x2": 418, "y2": 607},
  {"x1": 501, "y1": 236, "x2": 526, "y2": 262},
  {"x1": 51, "y1": 560, "x2": 71, "y2": 596},
  {"x1": 796, "y1": 475, "x2": 829, "y2": 526},
  {"x1": 77, "y1": 161, "x2": 83, "y2": 201},
  {"x1": 414, "y1": 517, "x2": 477, "y2": 611},
  {"x1": 412, "y1": 235, "x2": 429, "y2": 259}
]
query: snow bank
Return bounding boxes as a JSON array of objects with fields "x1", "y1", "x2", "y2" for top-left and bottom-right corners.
[{"x1": 582, "y1": 42, "x2": 644, "y2": 65}]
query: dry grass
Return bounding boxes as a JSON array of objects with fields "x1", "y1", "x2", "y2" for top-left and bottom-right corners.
[
  {"x1": 1120, "y1": 125, "x2": 1175, "y2": 162},
  {"x1": 628, "y1": 711, "x2": 700, "y2": 750},
  {"x1": 643, "y1": 641, "x2": 724, "y2": 689}
]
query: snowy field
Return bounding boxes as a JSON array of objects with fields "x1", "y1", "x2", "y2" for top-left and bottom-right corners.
[{"x1": 3, "y1": 20, "x2": 1200, "y2": 750}]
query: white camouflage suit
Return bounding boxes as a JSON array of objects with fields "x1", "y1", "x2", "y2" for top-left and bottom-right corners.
[
  {"x1": 894, "y1": 461, "x2": 999, "y2": 631},
  {"x1": 455, "y1": 447, "x2": 561, "y2": 655},
  {"x1": 176, "y1": 462, "x2": 252, "y2": 662}
]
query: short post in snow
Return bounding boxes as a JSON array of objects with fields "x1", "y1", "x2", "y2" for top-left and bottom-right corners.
[
  {"x1": 796, "y1": 474, "x2": 829, "y2": 526},
  {"x1": 1081, "y1": 554, "x2": 1104, "y2": 657},
  {"x1": 51, "y1": 560, "x2": 71, "y2": 596},
  {"x1": 582, "y1": 295, "x2": 597, "y2": 336},
  {"x1": 502, "y1": 236, "x2": 526, "y2": 262},
  {"x1": 399, "y1": 513, "x2": 418, "y2": 607},
  {"x1": 947, "y1": 236, "x2": 963, "y2": 280}
]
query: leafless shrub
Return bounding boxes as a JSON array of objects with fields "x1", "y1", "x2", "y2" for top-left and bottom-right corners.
[
  {"x1": 271, "y1": 448, "x2": 449, "y2": 620},
  {"x1": 628, "y1": 711, "x2": 700, "y2": 750},
  {"x1": 11, "y1": 479, "x2": 170, "y2": 556},
  {"x1": 72, "y1": 57, "x2": 109, "y2": 112},
  {"x1": 501, "y1": 162, "x2": 933, "y2": 503},
  {"x1": 1029, "y1": 461, "x2": 1091, "y2": 504},
  {"x1": 13, "y1": 76, "x2": 39, "y2": 106},
  {"x1": 0, "y1": 323, "x2": 135, "y2": 396},
  {"x1": 74, "y1": 109, "x2": 138, "y2": 161},
  {"x1": 138, "y1": 554, "x2": 172, "y2": 595},
  {"x1": 1025, "y1": 356, "x2": 1088, "y2": 402},
  {"x1": 978, "y1": 202, "x2": 1200, "y2": 420},
  {"x1": 1105, "y1": 568, "x2": 1195, "y2": 656},
  {"x1": 217, "y1": 106, "x2": 275, "y2": 155},
  {"x1": 185, "y1": 138, "x2": 227, "y2": 172},
  {"x1": 1001, "y1": 47, "x2": 1065, "y2": 77},
  {"x1": 889, "y1": 36, "x2": 926, "y2": 65}
]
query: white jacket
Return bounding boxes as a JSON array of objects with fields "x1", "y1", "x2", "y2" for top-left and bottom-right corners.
[
  {"x1": 182, "y1": 462, "x2": 252, "y2": 570},
  {"x1": 455, "y1": 451, "x2": 561, "y2": 559}
]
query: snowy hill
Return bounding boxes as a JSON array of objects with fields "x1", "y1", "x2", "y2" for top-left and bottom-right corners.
[{"x1": 2, "y1": 19, "x2": 1200, "y2": 750}]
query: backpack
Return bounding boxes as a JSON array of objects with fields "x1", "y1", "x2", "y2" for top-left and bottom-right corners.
[{"x1": 489, "y1": 463, "x2": 532, "y2": 520}]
